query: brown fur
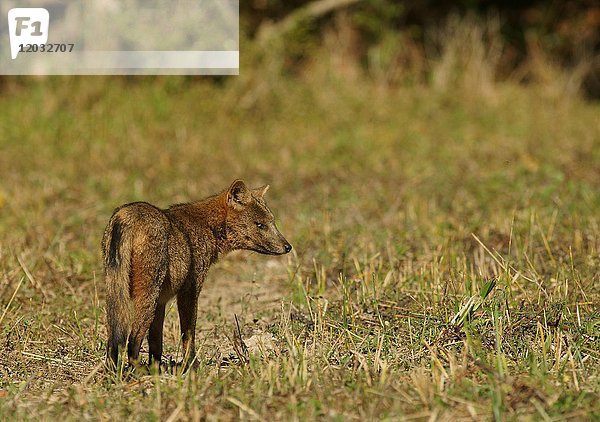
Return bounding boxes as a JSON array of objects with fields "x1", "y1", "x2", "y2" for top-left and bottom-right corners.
[{"x1": 101, "y1": 180, "x2": 292, "y2": 368}]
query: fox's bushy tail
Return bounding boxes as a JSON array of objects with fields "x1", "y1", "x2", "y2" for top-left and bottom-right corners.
[{"x1": 102, "y1": 213, "x2": 133, "y2": 368}]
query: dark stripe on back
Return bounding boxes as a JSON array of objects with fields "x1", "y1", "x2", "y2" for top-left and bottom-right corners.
[{"x1": 108, "y1": 217, "x2": 123, "y2": 268}]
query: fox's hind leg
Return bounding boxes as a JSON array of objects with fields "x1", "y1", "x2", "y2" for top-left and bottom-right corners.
[
  {"x1": 148, "y1": 303, "x2": 166, "y2": 366},
  {"x1": 127, "y1": 249, "x2": 166, "y2": 367}
]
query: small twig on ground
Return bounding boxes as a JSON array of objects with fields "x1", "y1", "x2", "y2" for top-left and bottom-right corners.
[
  {"x1": 17, "y1": 254, "x2": 51, "y2": 301},
  {"x1": 0, "y1": 276, "x2": 24, "y2": 328},
  {"x1": 232, "y1": 314, "x2": 249, "y2": 364}
]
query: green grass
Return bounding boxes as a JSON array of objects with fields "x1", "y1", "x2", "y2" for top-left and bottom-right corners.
[{"x1": 0, "y1": 40, "x2": 599, "y2": 420}]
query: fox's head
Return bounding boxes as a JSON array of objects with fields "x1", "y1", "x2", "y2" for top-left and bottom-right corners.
[{"x1": 224, "y1": 180, "x2": 292, "y2": 256}]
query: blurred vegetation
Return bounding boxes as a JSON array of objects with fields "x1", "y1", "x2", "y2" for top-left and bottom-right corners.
[
  {"x1": 246, "y1": 0, "x2": 600, "y2": 96},
  {"x1": 1, "y1": 0, "x2": 598, "y2": 97},
  {"x1": 0, "y1": 1, "x2": 598, "y2": 420}
]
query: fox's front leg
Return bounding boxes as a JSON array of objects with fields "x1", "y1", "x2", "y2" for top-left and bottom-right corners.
[{"x1": 177, "y1": 284, "x2": 199, "y2": 368}]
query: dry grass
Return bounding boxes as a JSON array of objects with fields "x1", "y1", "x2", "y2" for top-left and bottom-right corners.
[{"x1": 0, "y1": 19, "x2": 599, "y2": 420}]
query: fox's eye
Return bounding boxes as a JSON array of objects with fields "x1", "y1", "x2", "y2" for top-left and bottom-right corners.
[{"x1": 255, "y1": 222, "x2": 267, "y2": 230}]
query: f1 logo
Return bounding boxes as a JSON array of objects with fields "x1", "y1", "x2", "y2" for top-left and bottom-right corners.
[{"x1": 8, "y1": 8, "x2": 49, "y2": 59}]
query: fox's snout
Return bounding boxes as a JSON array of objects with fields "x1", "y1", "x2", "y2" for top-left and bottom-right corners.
[
  {"x1": 272, "y1": 235, "x2": 292, "y2": 255},
  {"x1": 279, "y1": 231, "x2": 293, "y2": 254},
  {"x1": 255, "y1": 229, "x2": 292, "y2": 256}
]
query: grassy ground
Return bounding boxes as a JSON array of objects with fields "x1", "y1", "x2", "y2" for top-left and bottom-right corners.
[{"x1": 0, "y1": 42, "x2": 599, "y2": 420}]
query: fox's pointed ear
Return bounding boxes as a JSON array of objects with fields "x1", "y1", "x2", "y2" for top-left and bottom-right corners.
[
  {"x1": 227, "y1": 179, "x2": 251, "y2": 209},
  {"x1": 253, "y1": 184, "x2": 270, "y2": 198}
]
